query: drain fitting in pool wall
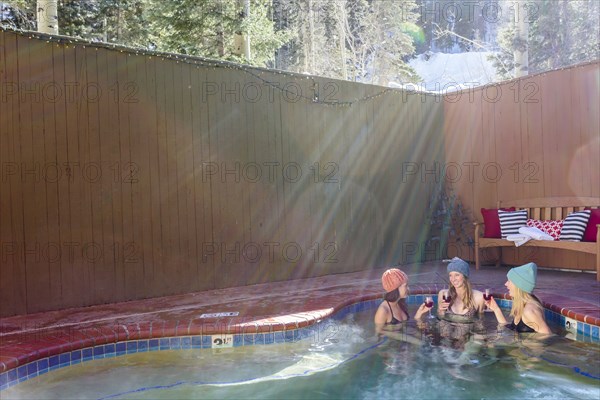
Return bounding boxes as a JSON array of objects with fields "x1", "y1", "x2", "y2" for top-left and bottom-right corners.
[
  {"x1": 211, "y1": 334, "x2": 234, "y2": 348},
  {"x1": 564, "y1": 317, "x2": 578, "y2": 332}
]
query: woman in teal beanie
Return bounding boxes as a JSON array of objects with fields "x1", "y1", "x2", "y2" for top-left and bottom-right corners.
[{"x1": 486, "y1": 262, "x2": 551, "y2": 334}]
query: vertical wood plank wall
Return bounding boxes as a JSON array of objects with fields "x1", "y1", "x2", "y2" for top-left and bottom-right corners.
[
  {"x1": 2, "y1": 29, "x2": 598, "y2": 316},
  {"x1": 443, "y1": 62, "x2": 600, "y2": 268},
  {"x1": 0, "y1": 31, "x2": 445, "y2": 316}
]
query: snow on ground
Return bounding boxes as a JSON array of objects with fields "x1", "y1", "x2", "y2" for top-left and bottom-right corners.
[{"x1": 391, "y1": 51, "x2": 499, "y2": 92}]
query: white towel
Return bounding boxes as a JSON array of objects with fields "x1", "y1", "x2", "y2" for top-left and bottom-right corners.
[
  {"x1": 518, "y1": 226, "x2": 554, "y2": 241},
  {"x1": 506, "y1": 234, "x2": 531, "y2": 247}
]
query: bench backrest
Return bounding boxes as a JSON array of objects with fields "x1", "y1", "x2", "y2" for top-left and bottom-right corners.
[{"x1": 498, "y1": 197, "x2": 600, "y2": 221}]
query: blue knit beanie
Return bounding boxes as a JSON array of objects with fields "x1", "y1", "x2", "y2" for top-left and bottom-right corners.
[
  {"x1": 507, "y1": 262, "x2": 537, "y2": 293},
  {"x1": 447, "y1": 257, "x2": 469, "y2": 278}
]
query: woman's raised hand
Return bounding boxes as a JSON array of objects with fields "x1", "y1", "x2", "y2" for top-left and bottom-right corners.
[
  {"x1": 486, "y1": 296, "x2": 500, "y2": 312},
  {"x1": 414, "y1": 303, "x2": 430, "y2": 319}
]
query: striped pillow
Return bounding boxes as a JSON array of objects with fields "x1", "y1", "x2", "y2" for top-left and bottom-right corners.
[
  {"x1": 498, "y1": 209, "x2": 528, "y2": 239},
  {"x1": 559, "y1": 210, "x2": 591, "y2": 241}
]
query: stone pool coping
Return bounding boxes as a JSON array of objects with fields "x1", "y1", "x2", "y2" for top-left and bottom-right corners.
[
  {"x1": 0, "y1": 290, "x2": 597, "y2": 392},
  {"x1": 1, "y1": 263, "x2": 599, "y2": 380},
  {"x1": 1, "y1": 290, "x2": 598, "y2": 375}
]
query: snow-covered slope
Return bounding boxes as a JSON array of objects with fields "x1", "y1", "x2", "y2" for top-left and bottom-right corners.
[{"x1": 396, "y1": 51, "x2": 499, "y2": 92}]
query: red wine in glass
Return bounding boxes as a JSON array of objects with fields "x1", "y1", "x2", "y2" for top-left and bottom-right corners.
[
  {"x1": 483, "y1": 289, "x2": 493, "y2": 312},
  {"x1": 483, "y1": 289, "x2": 492, "y2": 301},
  {"x1": 424, "y1": 296, "x2": 435, "y2": 318},
  {"x1": 442, "y1": 294, "x2": 451, "y2": 303}
]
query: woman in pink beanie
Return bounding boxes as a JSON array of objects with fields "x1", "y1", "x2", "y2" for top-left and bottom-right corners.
[
  {"x1": 374, "y1": 268, "x2": 431, "y2": 329},
  {"x1": 374, "y1": 268, "x2": 410, "y2": 331}
]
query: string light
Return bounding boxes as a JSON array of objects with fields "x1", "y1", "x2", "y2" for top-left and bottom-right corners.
[{"x1": 4, "y1": 26, "x2": 597, "y2": 107}]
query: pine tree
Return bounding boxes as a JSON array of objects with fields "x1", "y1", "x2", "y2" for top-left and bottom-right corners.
[
  {"x1": 238, "y1": 0, "x2": 293, "y2": 66},
  {"x1": 58, "y1": 0, "x2": 100, "y2": 39},
  {"x1": 4, "y1": 0, "x2": 149, "y2": 44},
  {"x1": 343, "y1": 0, "x2": 420, "y2": 84},
  {"x1": 97, "y1": 0, "x2": 149, "y2": 46},
  {"x1": 273, "y1": 0, "x2": 420, "y2": 85},
  {"x1": 493, "y1": 0, "x2": 599, "y2": 79},
  {"x1": 568, "y1": 0, "x2": 600, "y2": 63},
  {"x1": 271, "y1": 0, "x2": 331, "y2": 75},
  {"x1": 414, "y1": 0, "x2": 499, "y2": 53},
  {"x1": 145, "y1": 0, "x2": 290, "y2": 66},
  {"x1": 0, "y1": 1, "x2": 35, "y2": 29}
]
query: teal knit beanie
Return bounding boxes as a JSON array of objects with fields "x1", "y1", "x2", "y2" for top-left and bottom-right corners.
[
  {"x1": 507, "y1": 262, "x2": 538, "y2": 293},
  {"x1": 447, "y1": 257, "x2": 470, "y2": 278}
]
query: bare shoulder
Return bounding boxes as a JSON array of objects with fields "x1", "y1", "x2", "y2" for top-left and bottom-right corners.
[
  {"x1": 374, "y1": 301, "x2": 390, "y2": 324},
  {"x1": 472, "y1": 289, "x2": 485, "y2": 303},
  {"x1": 523, "y1": 302, "x2": 544, "y2": 317},
  {"x1": 522, "y1": 301, "x2": 551, "y2": 333},
  {"x1": 375, "y1": 301, "x2": 390, "y2": 314},
  {"x1": 470, "y1": 290, "x2": 485, "y2": 312}
]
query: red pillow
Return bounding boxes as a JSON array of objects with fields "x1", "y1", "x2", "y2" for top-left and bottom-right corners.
[
  {"x1": 583, "y1": 208, "x2": 600, "y2": 242},
  {"x1": 526, "y1": 219, "x2": 563, "y2": 240},
  {"x1": 481, "y1": 207, "x2": 516, "y2": 238}
]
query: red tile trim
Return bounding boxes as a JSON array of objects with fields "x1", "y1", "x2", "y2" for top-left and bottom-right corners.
[
  {"x1": 0, "y1": 356, "x2": 17, "y2": 372},
  {"x1": 1, "y1": 289, "x2": 598, "y2": 378}
]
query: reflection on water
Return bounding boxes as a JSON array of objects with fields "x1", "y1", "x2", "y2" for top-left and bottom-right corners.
[{"x1": 3, "y1": 308, "x2": 599, "y2": 400}]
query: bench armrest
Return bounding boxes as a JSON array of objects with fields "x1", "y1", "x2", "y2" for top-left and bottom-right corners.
[{"x1": 474, "y1": 221, "x2": 484, "y2": 239}]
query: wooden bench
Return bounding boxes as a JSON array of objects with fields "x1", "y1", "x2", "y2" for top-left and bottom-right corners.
[{"x1": 474, "y1": 197, "x2": 600, "y2": 280}]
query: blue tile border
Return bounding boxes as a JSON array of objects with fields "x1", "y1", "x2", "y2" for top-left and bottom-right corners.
[
  {"x1": 116, "y1": 342, "x2": 126, "y2": 354},
  {"x1": 148, "y1": 339, "x2": 158, "y2": 351},
  {"x1": 1, "y1": 295, "x2": 598, "y2": 391},
  {"x1": 82, "y1": 348, "x2": 93, "y2": 362},
  {"x1": 48, "y1": 355, "x2": 59, "y2": 370},
  {"x1": 126, "y1": 341, "x2": 138, "y2": 354},
  {"x1": 191, "y1": 336, "x2": 202, "y2": 348}
]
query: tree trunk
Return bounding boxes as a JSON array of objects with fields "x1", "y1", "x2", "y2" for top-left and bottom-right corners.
[
  {"x1": 337, "y1": 1, "x2": 348, "y2": 80},
  {"x1": 37, "y1": 0, "x2": 58, "y2": 34},
  {"x1": 307, "y1": 0, "x2": 315, "y2": 73},
  {"x1": 116, "y1": 3, "x2": 122, "y2": 41},
  {"x1": 217, "y1": 0, "x2": 225, "y2": 57},
  {"x1": 242, "y1": 0, "x2": 251, "y2": 61},
  {"x1": 103, "y1": 17, "x2": 108, "y2": 42},
  {"x1": 513, "y1": 3, "x2": 529, "y2": 77}
]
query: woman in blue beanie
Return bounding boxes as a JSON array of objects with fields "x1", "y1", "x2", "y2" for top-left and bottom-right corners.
[
  {"x1": 486, "y1": 262, "x2": 551, "y2": 334},
  {"x1": 434, "y1": 257, "x2": 485, "y2": 319}
]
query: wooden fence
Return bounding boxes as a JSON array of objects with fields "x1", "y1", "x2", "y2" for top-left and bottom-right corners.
[
  {"x1": 1, "y1": 28, "x2": 598, "y2": 316},
  {"x1": 0, "y1": 30, "x2": 445, "y2": 316},
  {"x1": 444, "y1": 61, "x2": 600, "y2": 269}
]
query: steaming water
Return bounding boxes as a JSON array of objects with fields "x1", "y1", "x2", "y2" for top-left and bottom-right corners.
[{"x1": 3, "y1": 307, "x2": 599, "y2": 400}]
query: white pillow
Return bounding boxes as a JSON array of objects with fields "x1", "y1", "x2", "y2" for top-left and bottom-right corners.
[
  {"x1": 559, "y1": 210, "x2": 591, "y2": 241},
  {"x1": 498, "y1": 209, "x2": 528, "y2": 239}
]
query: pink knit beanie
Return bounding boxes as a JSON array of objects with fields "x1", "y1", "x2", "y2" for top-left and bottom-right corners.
[{"x1": 382, "y1": 268, "x2": 408, "y2": 292}]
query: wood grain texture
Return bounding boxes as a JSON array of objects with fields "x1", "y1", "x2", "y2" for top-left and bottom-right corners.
[
  {"x1": 447, "y1": 63, "x2": 600, "y2": 269},
  {"x1": 1, "y1": 30, "x2": 598, "y2": 316}
]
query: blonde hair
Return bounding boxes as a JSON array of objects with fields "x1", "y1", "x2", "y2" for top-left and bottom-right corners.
[
  {"x1": 510, "y1": 286, "x2": 543, "y2": 319},
  {"x1": 448, "y1": 277, "x2": 475, "y2": 310}
]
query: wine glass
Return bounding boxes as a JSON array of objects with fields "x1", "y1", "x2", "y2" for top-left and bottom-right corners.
[
  {"x1": 442, "y1": 291, "x2": 451, "y2": 303},
  {"x1": 483, "y1": 289, "x2": 493, "y2": 312},
  {"x1": 425, "y1": 296, "x2": 435, "y2": 319}
]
